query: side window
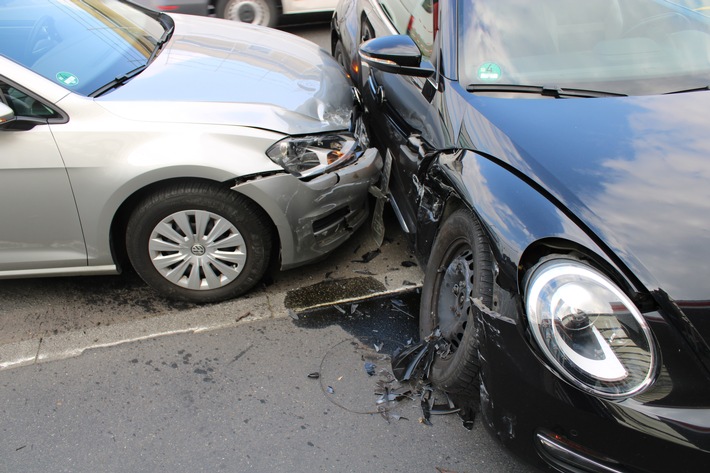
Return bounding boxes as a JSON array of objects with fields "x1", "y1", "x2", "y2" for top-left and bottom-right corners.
[
  {"x1": 379, "y1": 0, "x2": 415, "y2": 34},
  {"x1": 407, "y1": 0, "x2": 436, "y2": 59},
  {"x1": 379, "y1": 0, "x2": 436, "y2": 59},
  {"x1": 0, "y1": 79, "x2": 59, "y2": 119}
]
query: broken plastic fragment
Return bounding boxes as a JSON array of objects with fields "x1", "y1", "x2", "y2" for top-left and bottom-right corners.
[
  {"x1": 326, "y1": 386, "x2": 335, "y2": 394},
  {"x1": 353, "y1": 249, "x2": 381, "y2": 263},
  {"x1": 420, "y1": 388, "x2": 434, "y2": 426},
  {"x1": 459, "y1": 407, "x2": 476, "y2": 431},
  {"x1": 391, "y1": 340, "x2": 430, "y2": 382},
  {"x1": 288, "y1": 309, "x2": 299, "y2": 320},
  {"x1": 307, "y1": 372, "x2": 320, "y2": 379},
  {"x1": 373, "y1": 342, "x2": 384, "y2": 352},
  {"x1": 364, "y1": 362, "x2": 376, "y2": 376}
]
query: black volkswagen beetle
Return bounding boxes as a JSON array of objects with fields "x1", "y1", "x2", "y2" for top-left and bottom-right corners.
[{"x1": 332, "y1": 0, "x2": 710, "y2": 471}]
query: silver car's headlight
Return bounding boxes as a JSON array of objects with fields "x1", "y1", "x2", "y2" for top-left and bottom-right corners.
[
  {"x1": 525, "y1": 259, "x2": 657, "y2": 399},
  {"x1": 266, "y1": 133, "x2": 358, "y2": 178}
]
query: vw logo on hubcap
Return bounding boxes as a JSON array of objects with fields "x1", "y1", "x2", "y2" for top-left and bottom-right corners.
[{"x1": 191, "y1": 244, "x2": 206, "y2": 256}]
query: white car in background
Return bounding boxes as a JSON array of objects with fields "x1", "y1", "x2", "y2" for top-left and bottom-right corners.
[{"x1": 133, "y1": 0, "x2": 336, "y2": 27}]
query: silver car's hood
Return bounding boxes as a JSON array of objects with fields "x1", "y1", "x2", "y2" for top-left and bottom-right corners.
[{"x1": 97, "y1": 14, "x2": 353, "y2": 135}]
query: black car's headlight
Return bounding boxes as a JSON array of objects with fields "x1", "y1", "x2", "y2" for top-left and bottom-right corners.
[
  {"x1": 525, "y1": 259, "x2": 657, "y2": 399},
  {"x1": 266, "y1": 133, "x2": 358, "y2": 178}
]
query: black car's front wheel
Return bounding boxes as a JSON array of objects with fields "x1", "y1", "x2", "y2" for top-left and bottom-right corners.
[
  {"x1": 420, "y1": 209, "x2": 494, "y2": 394},
  {"x1": 126, "y1": 182, "x2": 272, "y2": 303}
]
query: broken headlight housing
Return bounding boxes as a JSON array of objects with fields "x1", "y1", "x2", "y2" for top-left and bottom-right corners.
[
  {"x1": 525, "y1": 259, "x2": 657, "y2": 399},
  {"x1": 266, "y1": 133, "x2": 358, "y2": 179}
]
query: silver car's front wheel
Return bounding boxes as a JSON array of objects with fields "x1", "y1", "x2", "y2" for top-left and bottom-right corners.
[
  {"x1": 217, "y1": 0, "x2": 278, "y2": 27},
  {"x1": 126, "y1": 182, "x2": 272, "y2": 303}
]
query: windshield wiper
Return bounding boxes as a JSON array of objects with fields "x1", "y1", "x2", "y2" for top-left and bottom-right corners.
[
  {"x1": 664, "y1": 85, "x2": 710, "y2": 95},
  {"x1": 90, "y1": 14, "x2": 174, "y2": 98},
  {"x1": 466, "y1": 84, "x2": 628, "y2": 98},
  {"x1": 90, "y1": 65, "x2": 148, "y2": 97},
  {"x1": 148, "y1": 14, "x2": 175, "y2": 64}
]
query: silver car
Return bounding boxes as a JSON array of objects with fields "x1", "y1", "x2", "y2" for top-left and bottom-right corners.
[{"x1": 0, "y1": 0, "x2": 381, "y2": 303}]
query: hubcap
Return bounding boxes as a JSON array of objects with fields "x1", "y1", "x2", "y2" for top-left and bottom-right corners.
[
  {"x1": 225, "y1": 0, "x2": 269, "y2": 25},
  {"x1": 435, "y1": 249, "x2": 475, "y2": 355},
  {"x1": 238, "y1": 5, "x2": 256, "y2": 22},
  {"x1": 148, "y1": 209, "x2": 247, "y2": 291}
]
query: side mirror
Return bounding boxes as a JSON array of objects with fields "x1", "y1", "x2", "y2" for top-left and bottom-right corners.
[
  {"x1": 359, "y1": 35, "x2": 435, "y2": 78},
  {"x1": 0, "y1": 102, "x2": 16, "y2": 126}
]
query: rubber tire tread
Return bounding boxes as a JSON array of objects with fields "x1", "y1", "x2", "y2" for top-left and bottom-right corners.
[
  {"x1": 419, "y1": 209, "x2": 494, "y2": 394},
  {"x1": 126, "y1": 182, "x2": 272, "y2": 303}
]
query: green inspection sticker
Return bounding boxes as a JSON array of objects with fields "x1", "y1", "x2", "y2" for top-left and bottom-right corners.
[
  {"x1": 56, "y1": 72, "x2": 79, "y2": 87},
  {"x1": 477, "y1": 63, "x2": 501, "y2": 82}
]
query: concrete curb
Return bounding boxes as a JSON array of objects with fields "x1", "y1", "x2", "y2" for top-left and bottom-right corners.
[{"x1": 0, "y1": 260, "x2": 423, "y2": 371}]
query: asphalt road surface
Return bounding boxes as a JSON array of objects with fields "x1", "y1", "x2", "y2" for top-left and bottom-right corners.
[{"x1": 0, "y1": 293, "x2": 535, "y2": 473}]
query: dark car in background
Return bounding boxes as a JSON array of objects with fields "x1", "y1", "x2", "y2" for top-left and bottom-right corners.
[
  {"x1": 332, "y1": 0, "x2": 710, "y2": 471},
  {"x1": 134, "y1": 0, "x2": 336, "y2": 26}
]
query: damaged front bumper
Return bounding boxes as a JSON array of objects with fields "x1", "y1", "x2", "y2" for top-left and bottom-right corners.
[
  {"x1": 474, "y1": 295, "x2": 710, "y2": 473},
  {"x1": 234, "y1": 145, "x2": 382, "y2": 270}
]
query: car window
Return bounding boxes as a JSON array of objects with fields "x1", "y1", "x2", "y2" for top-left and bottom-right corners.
[
  {"x1": 0, "y1": 79, "x2": 60, "y2": 119},
  {"x1": 379, "y1": 0, "x2": 419, "y2": 33},
  {"x1": 380, "y1": 0, "x2": 436, "y2": 58},
  {"x1": 0, "y1": 0, "x2": 166, "y2": 96},
  {"x1": 408, "y1": 0, "x2": 435, "y2": 58},
  {"x1": 460, "y1": 0, "x2": 710, "y2": 96}
]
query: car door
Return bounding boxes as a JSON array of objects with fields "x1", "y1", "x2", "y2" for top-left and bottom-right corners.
[
  {"x1": 0, "y1": 78, "x2": 87, "y2": 272},
  {"x1": 364, "y1": 0, "x2": 445, "y2": 234}
]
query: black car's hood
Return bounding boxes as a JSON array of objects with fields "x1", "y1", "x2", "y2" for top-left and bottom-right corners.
[{"x1": 466, "y1": 91, "x2": 710, "y2": 308}]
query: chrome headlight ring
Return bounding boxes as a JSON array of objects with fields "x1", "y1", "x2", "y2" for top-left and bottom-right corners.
[{"x1": 525, "y1": 258, "x2": 657, "y2": 399}]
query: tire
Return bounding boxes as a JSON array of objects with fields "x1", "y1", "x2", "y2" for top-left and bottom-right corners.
[
  {"x1": 360, "y1": 18, "x2": 375, "y2": 44},
  {"x1": 333, "y1": 39, "x2": 347, "y2": 71},
  {"x1": 419, "y1": 209, "x2": 494, "y2": 394},
  {"x1": 217, "y1": 0, "x2": 278, "y2": 27},
  {"x1": 126, "y1": 182, "x2": 272, "y2": 303}
]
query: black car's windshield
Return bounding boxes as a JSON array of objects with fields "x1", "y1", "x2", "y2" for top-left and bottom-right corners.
[
  {"x1": 460, "y1": 0, "x2": 710, "y2": 96},
  {"x1": 0, "y1": 0, "x2": 168, "y2": 96}
]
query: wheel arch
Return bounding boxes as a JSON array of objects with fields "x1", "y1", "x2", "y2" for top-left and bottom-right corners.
[
  {"x1": 418, "y1": 150, "x2": 617, "y2": 294},
  {"x1": 109, "y1": 176, "x2": 278, "y2": 274}
]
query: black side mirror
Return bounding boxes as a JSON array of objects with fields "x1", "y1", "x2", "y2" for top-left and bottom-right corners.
[{"x1": 359, "y1": 35, "x2": 435, "y2": 78}]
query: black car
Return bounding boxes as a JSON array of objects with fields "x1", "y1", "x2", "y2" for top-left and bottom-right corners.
[{"x1": 332, "y1": 0, "x2": 710, "y2": 471}]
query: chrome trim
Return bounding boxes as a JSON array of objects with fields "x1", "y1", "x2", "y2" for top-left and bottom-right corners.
[
  {"x1": 0, "y1": 265, "x2": 118, "y2": 279},
  {"x1": 535, "y1": 431, "x2": 627, "y2": 473}
]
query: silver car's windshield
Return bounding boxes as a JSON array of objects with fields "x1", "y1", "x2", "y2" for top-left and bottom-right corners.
[
  {"x1": 0, "y1": 0, "x2": 168, "y2": 96},
  {"x1": 460, "y1": 0, "x2": 710, "y2": 95}
]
